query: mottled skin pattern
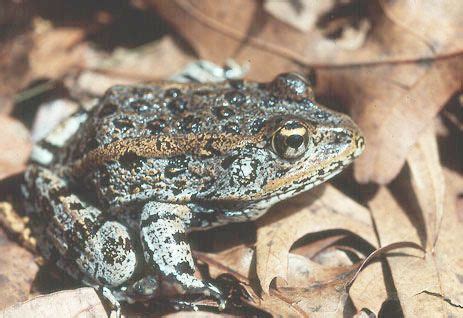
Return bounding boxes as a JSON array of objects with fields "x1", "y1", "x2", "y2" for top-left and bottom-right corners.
[{"x1": 23, "y1": 73, "x2": 364, "y2": 315}]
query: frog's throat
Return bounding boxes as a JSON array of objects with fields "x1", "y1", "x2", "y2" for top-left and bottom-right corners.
[{"x1": 69, "y1": 133, "x2": 265, "y2": 176}]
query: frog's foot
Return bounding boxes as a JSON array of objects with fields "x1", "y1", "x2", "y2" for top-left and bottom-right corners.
[
  {"x1": 140, "y1": 202, "x2": 227, "y2": 310},
  {"x1": 166, "y1": 281, "x2": 226, "y2": 311},
  {"x1": 191, "y1": 281, "x2": 227, "y2": 310}
]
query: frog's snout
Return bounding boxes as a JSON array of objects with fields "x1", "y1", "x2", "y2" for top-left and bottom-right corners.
[{"x1": 341, "y1": 117, "x2": 365, "y2": 160}]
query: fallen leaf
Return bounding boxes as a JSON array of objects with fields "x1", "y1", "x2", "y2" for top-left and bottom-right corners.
[
  {"x1": 263, "y1": 0, "x2": 336, "y2": 33},
  {"x1": 149, "y1": 0, "x2": 463, "y2": 77},
  {"x1": 0, "y1": 288, "x2": 107, "y2": 318},
  {"x1": 350, "y1": 57, "x2": 462, "y2": 184},
  {"x1": 255, "y1": 184, "x2": 375, "y2": 293},
  {"x1": 351, "y1": 167, "x2": 463, "y2": 316},
  {"x1": 0, "y1": 115, "x2": 31, "y2": 179},
  {"x1": 0, "y1": 228, "x2": 38, "y2": 310},
  {"x1": 29, "y1": 21, "x2": 88, "y2": 80},
  {"x1": 379, "y1": 0, "x2": 463, "y2": 53},
  {"x1": 407, "y1": 125, "x2": 444, "y2": 250}
]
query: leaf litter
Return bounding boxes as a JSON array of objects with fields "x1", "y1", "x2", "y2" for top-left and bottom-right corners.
[{"x1": 0, "y1": 0, "x2": 462, "y2": 317}]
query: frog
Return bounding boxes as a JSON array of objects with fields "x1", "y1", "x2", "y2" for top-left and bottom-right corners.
[{"x1": 22, "y1": 72, "x2": 364, "y2": 316}]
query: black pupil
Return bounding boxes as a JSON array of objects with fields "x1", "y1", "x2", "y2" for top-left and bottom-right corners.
[{"x1": 286, "y1": 134, "x2": 304, "y2": 149}]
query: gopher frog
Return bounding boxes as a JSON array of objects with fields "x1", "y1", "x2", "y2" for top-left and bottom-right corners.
[{"x1": 23, "y1": 73, "x2": 364, "y2": 314}]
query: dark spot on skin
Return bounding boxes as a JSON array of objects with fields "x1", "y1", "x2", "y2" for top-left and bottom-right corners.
[
  {"x1": 98, "y1": 103, "x2": 118, "y2": 117},
  {"x1": 171, "y1": 186, "x2": 182, "y2": 195},
  {"x1": 221, "y1": 154, "x2": 239, "y2": 169},
  {"x1": 129, "y1": 184, "x2": 141, "y2": 194},
  {"x1": 168, "y1": 99, "x2": 188, "y2": 113},
  {"x1": 175, "y1": 261, "x2": 195, "y2": 275},
  {"x1": 179, "y1": 115, "x2": 202, "y2": 133},
  {"x1": 119, "y1": 151, "x2": 144, "y2": 170},
  {"x1": 228, "y1": 79, "x2": 244, "y2": 89},
  {"x1": 113, "y1": 118, "x2": 134, "y2": 131},
  {"x1": 99, "y1": 170, "x2": 111, "y2": 188},
  {"x1": 222, "y1": 122, "x2": 241, "y2": 134},
  {"x1": 102, "y1": 237, "x2": 118, "y2": 265},
  {"x1": 69, "y1": 202, "x2": 84, "y2": 210},
  {"x1": 73, "y1": 221, "x2": 90, "y2": 243},
  {"x1": 133, "y1": 87, "x2": 154, "y2": 97},
  {"x1": 129, "y1": 99, "x2": 150, "y2": 112},
  {"x1": 225, "y1": 90, "x2": 246, "y2": 106},
  {"x1": 48, "y1": 187, "x2": 70, "y2": 205},
  {"x1": 147, "y1": 119, "x2": 166, "y2": 134},
  {"x1": 174, "y1": 180, "x2": 187, "y2": 189},
  {"x1": 164, "y1": 88, "x2": 181, "y2": 98},
  {"x1": 204, "y1": 138, "x2": 222, "y2": 157},
  {"x1": 260, "y1": 95, "x2": 277, "y2": 108},
  {"x1": 119, "y1": 236, "x2": 132, "y2": 252},
  {"x1": 86, "y1": 138, "x2": 99, "y2": 151},
  {"x1": 194, "y1": 90, "x2": 211, "y2": 96},
  {"x1": 213, "y1": 106, "x2": 235, "y2": 119},
  {"x1": 250, "y1": 118, "x2": 265, "y2": 133},
  {"x1": 171, "y1": 231, "x2": 185, "y2": 244}
]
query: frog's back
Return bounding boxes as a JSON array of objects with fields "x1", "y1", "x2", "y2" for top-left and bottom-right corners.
[
  {"x1": 46, "y1": 80, "x2": 277, "y2": 208},
  {"x1": 58, "y1": 81, "x2": 247, "y2": 162}
]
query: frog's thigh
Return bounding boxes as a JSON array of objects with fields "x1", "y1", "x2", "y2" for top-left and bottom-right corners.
[
  {"x1": 140, "y1": 202, "x2": 203, "y2": 291},
  {"x1": 25, "y1": 165, "x2": 138, "y2": 287}
]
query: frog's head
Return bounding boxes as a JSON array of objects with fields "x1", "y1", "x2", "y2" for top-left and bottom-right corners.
[{"x1": 207, "y1": 73, "x2": 364, "y2": 206}]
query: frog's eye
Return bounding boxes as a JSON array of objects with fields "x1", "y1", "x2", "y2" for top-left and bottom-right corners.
[{"x1": 271, "y1": 120, "x2": 310, "y2": 160}]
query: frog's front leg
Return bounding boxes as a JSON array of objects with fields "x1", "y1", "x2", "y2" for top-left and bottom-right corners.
[{"x1": 140, "y1": 202, "x2": 225, "y2": 308}]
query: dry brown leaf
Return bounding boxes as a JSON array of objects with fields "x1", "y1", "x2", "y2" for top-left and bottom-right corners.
[
  {"x1": 407, "y1": 125, "x2": 445, "y2": 250},
  {"x1": 149, "y1": 0, "x2": 463, "y2": 78},
  {"x1": 267, "y1": 255, "x2": 359, "y2": 317},
  {"x1": 350, "y1": 57, "x2": 462, "y2": 184},
  {"x1": 349, "y1": 125, "x2": 462, "y2": 316},
  {"x1": 263, "y1": 0, "x2": 336, "y2": 33},
  {"x1": 348, "y1": 257, "x2": 389, "y2": 314},
  {"x1": 352, "y1": 171, "x2": 463, "y2": 316},
  {"x1": 88, "y1": 36, "x2": 193, "y2": 82},
  {"x1": 0, "y1": 115, "x2": 31, "y2": 179},
  {"x1": 0, "y1": 229, "x2": 38, "y2": 310},
  {"x1": 379, "y1": 0, "x2": 463, "y2": 53},
  {"x1": 197, "y1": 245, "x2": 255, "y2": 283},
  {"x1": 201, "y1": 245, "x2": 360, "y2": 317},
  {"x1": 0, "y1": 288, "x2": 107, "y2": 318},
  {"x1": 29, "y1": 21, "x2": 88, "y2": 80},
  {"x1": 0, "y1": 34, "x2": 33, "y2": 104},
  {"x1": 255, "y1": 184, "x2": 375, "y2": 293}
]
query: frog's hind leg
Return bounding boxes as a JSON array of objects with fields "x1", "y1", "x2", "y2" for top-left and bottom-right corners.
[
  {"x1": 24, "y1": 165, "x2": 140, "y2": 316},
  {"x1": 140, "y1": 202, "x2": 225, "y2": 308}
]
